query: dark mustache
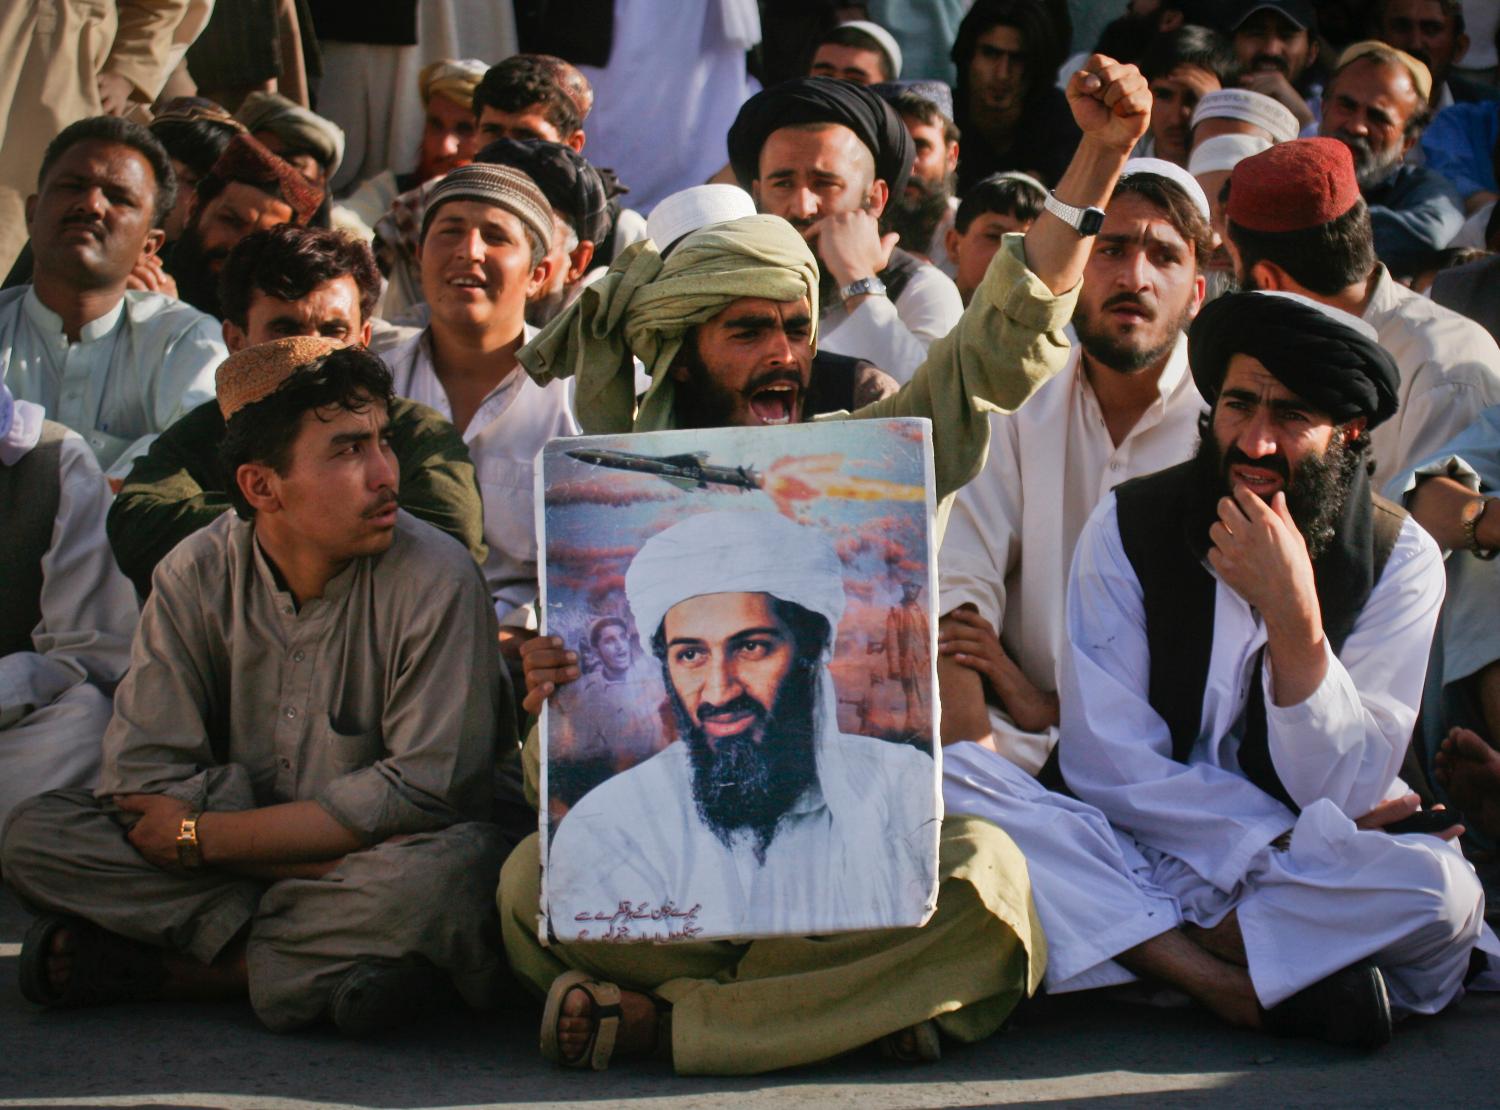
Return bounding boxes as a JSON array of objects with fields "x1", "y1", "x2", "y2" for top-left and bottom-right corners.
[
  {"x1": 363, "y1": 491, "x2": 399, "y2": 517},
  {"x1": 1250, "y1": 55, "x2": 1290, "y2": 74},
  {"x1": 746, "y1": 370, "x2": 802, "y2": 394},
  {"x1": 1222, "y1": 445, "x2": 1288, "y2": 480},
  {"x1": 697, "y1": 693, "x2": 769, "y2": 723},
  {"x1": 1103, "y1": 293, "x2": 1156, "y2": 317}
]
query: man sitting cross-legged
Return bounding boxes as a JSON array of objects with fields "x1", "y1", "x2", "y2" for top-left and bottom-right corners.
[
  {"x1": 1059, "y1": 292, "x2": 1490, "y2": 1044},
  {"x1": 106, "y1": 224, "x2": 486, "y2": 595},
  {"x1": 2, "y1": 338, "x2": 514, "y2": 1036},
  {"x1": 501, "y1": 55, "x2": 1161, "y2": 1076}
]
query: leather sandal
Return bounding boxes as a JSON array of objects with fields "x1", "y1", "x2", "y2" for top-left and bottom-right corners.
[
  {"x1": 541, "y1": 971, "x2": 624, "y2": 1069},
  {"x1": 539, "y1": 970, "x2": 671, "y2": 1069},
  {"x1": 18, "y1": 914, "x2": 166, "y2": 1009},
  {"x1": 879, "y1": 1018, "x2": 942, "y2": 1064}
]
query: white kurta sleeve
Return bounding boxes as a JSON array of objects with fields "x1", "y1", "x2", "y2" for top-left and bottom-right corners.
[
  {"x1": 1263, "y1": 519, "x2": 1444, "y2": 817},
  {"x1": 938, "y1": 411, "x2": 1021, "y2": 631},
  {"x1": 831, "y1": 266, "x2": 964, "y2": 385},
  {"x1": 1059, "y1": 495, "x2": 1295, "y2": 893},
  {"x1": 0, "y1": 434, "x2": 137, "y2": 724}
]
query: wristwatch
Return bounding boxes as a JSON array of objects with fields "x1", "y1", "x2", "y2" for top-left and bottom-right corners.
[
  {"x1": 838, "y1": 275, "x2": 887, "y2": 303},
  {"x1": 1044, "y1": 192, "x2": 1106, "y2": 237},
  {"x1": 1461, "y1": 496, "x2": 1498, "y2": 560},
  {"x1": 176, "y1": 812, "x2": 204, "y2": 870}
]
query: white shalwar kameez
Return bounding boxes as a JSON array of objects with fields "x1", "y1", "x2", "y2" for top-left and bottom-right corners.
[
  {"x1": 939, "y1": 336, "x2": 1204, "y2": 773},
  {"x1": 1049, "y1": 493, "x2": 1494, "y2": 1015}
]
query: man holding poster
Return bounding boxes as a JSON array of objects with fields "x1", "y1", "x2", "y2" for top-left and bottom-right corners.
[{"x1": 546, "y1": 509, "x2": 936, "y2": 941}]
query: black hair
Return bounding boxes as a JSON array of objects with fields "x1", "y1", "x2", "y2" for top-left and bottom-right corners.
[
  {"x1": 1375, "y1": 0, "x2": 1465, "y2": 37},
  {"x1": 1391, "y1": 244, "x2": 1489, "y2": 283},
  {"x1": 954, "y1": 172, "x2": 1047, "y2": 232},
  {"x1": 952, "y1": 0, "x2": 1071, "y2": 109},
  {"x1": 1113, "y1": 173, "x2": 1216, "y2": 267},
  {"x1": 812, "y1": 25, "x2": 898, "y2": 80},
  {"x1": 1226, "y1": 195, "x2": 1376, "y2": 294},
  {"x1": 1139, "y1": 24, "x2": 1238, "y2": 84},
  {"x1": 38, "y1": 116, "x2": 177, "y2": 227},
  {"x1": 891, "y1": 89, "x2": 962, "y2": 145},
  {"x1": 473, "y1": 56, "x2": 584, "y2": 137},
  {"x1": 589, "y1": 616, "x2": 630, "y2": 651},
  {"x1": 219, "y1": 346, "x2": 395, "y2": 519},
  {"x1": 217, "y1": 225, "x2": 381, "y2": 330},
  {"x1": 650, "y1": 596, "x2": 831, "y2": 665},
  {"x1": 149, "y1": 116, "x2": 240, "y2": 179}
]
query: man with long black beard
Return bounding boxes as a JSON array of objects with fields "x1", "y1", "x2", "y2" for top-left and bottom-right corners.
[
  {"x1": 544, "y1": 509, "x2": 935, "y2": 942},
  {"x1": 1067, "y1": 291, "x2": 1494, "y2": 1042},
  {"x1": 945, "y1": 290, "x2": 1496, "y2": 1049}
]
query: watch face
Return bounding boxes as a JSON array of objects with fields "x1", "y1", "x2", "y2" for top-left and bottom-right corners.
[{"x1": 1078, "y1": 207, "x2": 1105, "y2": 237}]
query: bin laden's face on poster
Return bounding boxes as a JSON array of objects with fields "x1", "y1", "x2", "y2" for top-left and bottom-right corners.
[{"x1": 656, "y1": 590, "x2": 827, "y2": 863}]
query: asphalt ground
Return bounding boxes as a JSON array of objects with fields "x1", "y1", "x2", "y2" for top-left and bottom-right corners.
[{"x1": 2, "y1": 885, "x2": 1497, "y2": 1110}]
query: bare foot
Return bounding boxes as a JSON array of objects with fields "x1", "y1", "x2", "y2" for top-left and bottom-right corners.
[
  {"x1": 1436, "y1": 727, "x2": 1500, "y2": 840},
  {"x1": 1183, "y1": 911, "x2": 1248, "y2": 967},
  {"x1": 557, "y1": 985, "x2": 663, "y2": 1064}
]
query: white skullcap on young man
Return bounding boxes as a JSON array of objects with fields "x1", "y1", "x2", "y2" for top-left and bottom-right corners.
[
  {"x1": 647, "y1": 184, "x2": 757, "y2": 255},
  {"x1": 1120, "y1": 157, "x2": 1212, "y2": 221},
  {"x1": 1188, "y1": 133, "x2": 1273, "y2": 176},
  {"x1": 624, "y1": 509, "x2": 847, "y2": 644},
  {"x1": 1190, "y1": 89, "x2": 1300, "y2": 145},
  {"x1": 839, "y1": 20, "x2": 903, "y2": 78}
]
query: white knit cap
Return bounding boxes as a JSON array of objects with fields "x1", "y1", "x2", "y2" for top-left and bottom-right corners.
[
  {"x1": 625, "y1": 510, "x2": 847, "y2": 645},
  {"x1": 647, "y1": 184, "x2": 758, "y2": 254},
  {"x1": 1188, "y1": 133, "x2": 1274, "y2": 176},
  {"x1": 837, "y1": 20, "x2": 903, "y2": 78},
  {"x1": 1120, "y1": 157, "x2": 1212, "y2": 221},
  {"x1": 1190, "y1": 89, "x2": 1301, "y2": 145}
]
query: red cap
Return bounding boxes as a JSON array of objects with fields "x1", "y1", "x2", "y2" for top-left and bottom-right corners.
[
  {"x1": 202, "y1": 133, "x2": 324, "y2": 225},
  {"x1": 1225, "y1": 138, "x2": 1359, "y2": 233}
]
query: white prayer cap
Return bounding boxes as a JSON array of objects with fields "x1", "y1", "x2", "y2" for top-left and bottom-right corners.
[
  {"x1": 1254, "y1": 290, "x2": 1380, "y2": 342},
  {"x1": 837, "y1": 20, "x2": 903, "y2": 79},
  {"x1": 1188, "y1": 133, "x2": 1273, "y2": 176},
  {"x1": 1120, "y1": 157, "x2": 1211, "y2": 221},
  {"x1": 647, "y1": 185, "x2": 757, "y2": 254},
  {"x1": 1190, "y1": 89, "x2": 1300, "y2": 145},
  {"x1": 625, "y1": 510, "x2": 847, "y2": 644}
]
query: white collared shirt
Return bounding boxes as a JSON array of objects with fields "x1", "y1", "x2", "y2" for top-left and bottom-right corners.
[
  {"x1": 0, "y1": 287, "x2": 224, "y2": 475},
  {"x1": 385, "y1": 324, "x2": 578, "y2": 628}
]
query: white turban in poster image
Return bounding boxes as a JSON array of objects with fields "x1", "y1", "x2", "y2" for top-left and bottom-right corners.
[{"x1": 538, "y1": 418, "x2": 942, "y2": 942}]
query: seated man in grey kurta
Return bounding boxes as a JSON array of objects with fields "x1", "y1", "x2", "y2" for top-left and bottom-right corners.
[{"x1": 1, "y1": 336, "x2": 514, "y2": 1037}]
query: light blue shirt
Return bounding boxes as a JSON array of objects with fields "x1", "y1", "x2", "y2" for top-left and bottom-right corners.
[{"x1": 0, "y1": 287, "x2": 224, "y2": 474}]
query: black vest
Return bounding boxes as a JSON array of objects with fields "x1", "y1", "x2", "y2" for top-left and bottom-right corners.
[
  {"x1": 879, "y1": 247, "x2": 924, "y2": 304},
  {"x1": 1100, "y1": 458, "x2": 1406, "y2": 810}
]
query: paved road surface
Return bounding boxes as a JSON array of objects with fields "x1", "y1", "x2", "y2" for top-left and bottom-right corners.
[{"x1": 2, "y1": 886, "x2": 1495, "y2": 1109}]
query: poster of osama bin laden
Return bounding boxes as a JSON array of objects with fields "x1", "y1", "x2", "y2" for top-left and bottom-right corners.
[{"x1": 537, "y1": 417, "x2": 941, "y2": 943}]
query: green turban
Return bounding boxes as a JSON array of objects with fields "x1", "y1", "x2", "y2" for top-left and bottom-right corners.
[{"x1": 518, "y1": 214, "x2": 819, "y2": 434}]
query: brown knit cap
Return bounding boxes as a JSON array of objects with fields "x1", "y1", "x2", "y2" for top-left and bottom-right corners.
[{"x1": 216, "y1": 336, "x2": 343, "y2": 419}]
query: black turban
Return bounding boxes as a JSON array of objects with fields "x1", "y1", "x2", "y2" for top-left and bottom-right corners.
[
  {"x1": 727, "y1": 77, "x2": 913, "y2": 198},
  {"x1": 475, "y1": 138, "x2": 612, "y2": 248},
  {"x1": 1188, "y1": 292, "x2": 1400, "y2": 428}
]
